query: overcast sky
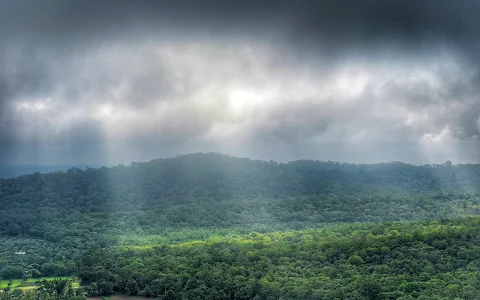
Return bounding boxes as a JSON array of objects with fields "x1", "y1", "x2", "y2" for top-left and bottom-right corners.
[{"x1": 1, "y1": 0, "x2": 479, "y2": 165}]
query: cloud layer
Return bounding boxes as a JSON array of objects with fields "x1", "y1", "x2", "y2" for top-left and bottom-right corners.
[{"x1": 1, "y1": 0, "x2": 479, "y2": 164}]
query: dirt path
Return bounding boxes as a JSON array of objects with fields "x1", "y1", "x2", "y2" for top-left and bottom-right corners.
[
  {"x1": 110, "y1": 297, "x2": 156, "y2": 300},
  {"x1": 88, "y1": 296, "x2": 157, "y2": 300}
]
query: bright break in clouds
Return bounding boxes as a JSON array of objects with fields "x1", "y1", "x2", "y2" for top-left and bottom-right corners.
[{"x1": 1, "y1": 0, "x2": 480, "y2": 165}]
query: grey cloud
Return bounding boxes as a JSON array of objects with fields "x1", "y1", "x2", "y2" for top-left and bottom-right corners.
[
  {"x1": 1, "y1": 0, "x2": 480, "y2": 164},
  {"x1": 1, "y1": 1, "x2": 480, "y2": 56}
]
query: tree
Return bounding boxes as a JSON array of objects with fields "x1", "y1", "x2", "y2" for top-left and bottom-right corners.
[
  {"x1": 358, "y1": 278, "x2": 382, "y2": 300},
  {"x1": 38, "y1": 278, "x2": 72, "y2": 297},
  {"x1": 4, "y1": 222, "x2": 21, "y2": 236},
  {"x1": 1, "y1": 266, "x2": 24, "y2": 279}
]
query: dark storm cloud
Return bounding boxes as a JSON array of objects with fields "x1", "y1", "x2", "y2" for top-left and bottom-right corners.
[
  {"x1": 0, "y1": 0, "x2": 479, "y2": 164},
  {"x1": 2, "y1": 0, "x2": 479, "y2": 55}
]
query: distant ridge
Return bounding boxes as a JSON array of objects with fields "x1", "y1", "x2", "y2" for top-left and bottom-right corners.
[
  {"x1": 0, "y1": 164, "x2": 106, "y2": 178},
  {"x1": 0, "y1": 152, "x2": 474, "y2": 179}
]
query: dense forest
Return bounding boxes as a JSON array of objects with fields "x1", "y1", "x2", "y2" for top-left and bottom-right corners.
[
  {"x1": 79, "y1": 217, "x2": 480, "y2": 299},
  {"x1": 1, "y1": 153, "x2": 480, "y2": 298}
]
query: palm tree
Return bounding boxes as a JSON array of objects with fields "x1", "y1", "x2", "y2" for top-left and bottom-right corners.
[{"x1": 38, "y1": 278, "x2": 72, "y2": 297}]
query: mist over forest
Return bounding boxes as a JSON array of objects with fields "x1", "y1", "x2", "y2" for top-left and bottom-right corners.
[
  {"x1": 1, "y1": 153, "x2": 480, "y2": 299},
  {"x1": 1, "y1": 0, "x2": 480, "y2": 299}
]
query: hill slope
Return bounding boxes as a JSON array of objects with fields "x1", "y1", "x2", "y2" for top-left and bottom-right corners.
[
  {"x1": 1, "y1": 153, "x2": 480, "y2": 286},
  {"x1": 1, "y1": 153, "x2": 479, "y2": 238}
]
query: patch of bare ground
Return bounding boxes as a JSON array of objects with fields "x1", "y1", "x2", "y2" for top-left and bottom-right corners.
[
  {"x1": 110, "y1": 297, "x2": 157, "y2": 300},
  {"x1": 88, "y1": 296, "x2": 157, "y2": 300}
]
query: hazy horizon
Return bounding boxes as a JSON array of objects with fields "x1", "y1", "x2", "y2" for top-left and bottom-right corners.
[{"x1": 0, "y1": 151, "x2": 469, "y2": 169}]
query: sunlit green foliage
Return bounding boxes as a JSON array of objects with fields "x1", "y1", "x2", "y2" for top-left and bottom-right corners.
[{"x1": 78, "y1": 217, "x2": 480, "y2": 299}]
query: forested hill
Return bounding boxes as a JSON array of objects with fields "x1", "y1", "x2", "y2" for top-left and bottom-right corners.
[
  {"x1": 2, "y1": 153, "x2": 479, "y2": 201},
  {"x1": 1, "y1": 153, "x2": 480, "y2": 240},
  {"x1": 2, "y1": 153, "x2": 480, "y2": 295}
]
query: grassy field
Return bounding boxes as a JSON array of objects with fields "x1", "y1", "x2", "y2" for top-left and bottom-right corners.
[
  {"x1": 0, "y1": 276, "x2": 77, "y2": 291},
  {"x1": 24, "y1": 276, "x2": 72, "y2": 283},
  {"x1": 0, "y1": 279, "x2": 22, "y2": 289}
]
